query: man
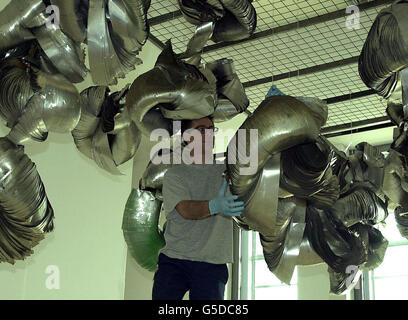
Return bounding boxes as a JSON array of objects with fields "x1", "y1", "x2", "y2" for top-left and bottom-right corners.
[{"x1": 152, "y1": 115, "x2": 245, "y2": 300}]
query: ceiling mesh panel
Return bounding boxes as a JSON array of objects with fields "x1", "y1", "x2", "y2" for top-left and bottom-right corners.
[{"x1": 149, "y1": 0, "x2": 392, "y2": 129}]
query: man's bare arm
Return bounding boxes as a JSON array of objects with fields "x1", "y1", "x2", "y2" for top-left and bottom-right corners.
[{"x1": 176, "y1": 200, "x2": 211, "y2": 220}]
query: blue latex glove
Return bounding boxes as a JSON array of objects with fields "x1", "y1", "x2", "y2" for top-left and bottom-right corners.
[
  {"x1": 209, "y1": 180, "x2": 245, "y2": 216},
  {"x1": 266, "y1": 85, "x2": 286, "y2": 98}
]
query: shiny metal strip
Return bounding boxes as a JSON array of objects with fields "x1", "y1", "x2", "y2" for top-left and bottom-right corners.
[
  {"x1": 238, "y1": 153, "x2": 281, "y2": 236},
  {"x1": 88, "y1": 0, "x2": 123, "y2": 85},
  {"x1": 389, "y1": 1, "x2": 408, "y2": 53},
  {"x1": 50, "y1": 0, "x2": 87, "y2": 44},
  {"x1": 178, "y1": 22, "x2": 214, "y2": 60},
  {"x1": 401, "y1": 67, "x2": 408, "y2": 111},
  {"x1": 0, "y1": 0, "x2": 44, "y2": 51},
  {"x1": 273, "y1": 199, "x2": 307, "y2": 284},
  {"x1": 91, "y1": 123, "x2": 123, "y2": 175},
  {"x1": 0, "y1": 137, "x2": 54, "y2": 264},
  {"x1": 33, "y1": 25, "x2": 88, "y2": 83}
]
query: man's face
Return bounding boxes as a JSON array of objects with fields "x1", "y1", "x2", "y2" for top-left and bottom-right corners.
[{"x1": 184, "y1": 116, "x2": 215, "y2": 162}]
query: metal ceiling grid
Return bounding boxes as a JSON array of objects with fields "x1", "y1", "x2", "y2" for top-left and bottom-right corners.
[
  {"x1": 325, "y1": 95, "x2": 387, "y2": 126},
  {"x1": 244, "y1": 82, "x2": 271, "y2": 108},
  {"x1": 269, "y1": 63, "x2": 367, "y2": 102},
  {"x1": 242, "y1": 82, "x2": 386, "y2": 128},
  {"x1": 147, "y1": 0, "x2": 179, "y2": 19},
  {"x1": 150, "y1": 4, "x2": 385, "y2": 85},
  {"x1": 254, "y1": 0, "x2": 348, "y2": 31},
  {"x1": 150, "y1": 16, "x2": 196, "y2": 53},
  {"x1": 243, "y1": 61, "x2": 387, "y2": 127},
  {"x1": 148, "y1": 0, "x2": 354, "y2": 27},
  {"x1": 148, "y1": 0, "x2": 394, "y2": 133},
  {"x1": 202, "y1": 5, "x2": 384, "y2": 83}
]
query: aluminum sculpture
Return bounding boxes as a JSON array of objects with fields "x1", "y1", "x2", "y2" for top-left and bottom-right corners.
[
  {"x1": 127, "y1": 90, "x2": 394, "y2": 294},
  {"x1": 0, "y1": 0, "x2": 151, "y2": 263},
  {"x1": 177, "y1": 0, "x2": 257, "y2": 42},
  {"x1": 123, "y1": 1, "x2": 408, "y2": 295},
  {"x1": 0, "y1": 0, "x2": 251, "y2": 266},
  {"x1": 359, "y1": 0, "x2": 408, "y2": 242}
]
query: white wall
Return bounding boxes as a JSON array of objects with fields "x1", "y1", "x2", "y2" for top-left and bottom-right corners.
[
  {"x1": 0, "y1": 9, "x2": 161, "y2": 298},
  {"x1": 0, "y1": 129, "x2": 132, "y2": 299}
]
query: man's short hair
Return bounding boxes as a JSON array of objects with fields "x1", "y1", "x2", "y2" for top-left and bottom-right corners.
[{"x1": 180, "y1": 115, "x2": 214, "y2": 135}]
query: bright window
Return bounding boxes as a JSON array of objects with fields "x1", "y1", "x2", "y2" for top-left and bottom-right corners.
[
  {"x1": 366, "y1": 213, "x2": 408, "y2": 300},
  {"x1": 239, "y1": 212, "x2": 408, "y2": 300},
  {"x1": 240, "y1": 230, "x2": 298, "y2": 300}
]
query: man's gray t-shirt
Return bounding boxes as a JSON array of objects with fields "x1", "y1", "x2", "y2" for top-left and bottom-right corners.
[{"x1": 160, "y1": 161, "x2": 233, "y2": 264}]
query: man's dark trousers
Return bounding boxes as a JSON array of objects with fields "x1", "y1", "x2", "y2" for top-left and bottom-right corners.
[{"x1": 152, "y1": 253, "x2": 229, "y2": 300}]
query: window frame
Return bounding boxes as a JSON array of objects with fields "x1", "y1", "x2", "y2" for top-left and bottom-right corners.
[{"x1": 240, "y1": 230, "x2": 298, "y2": 300}]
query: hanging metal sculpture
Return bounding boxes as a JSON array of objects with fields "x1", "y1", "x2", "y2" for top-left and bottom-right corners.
[
  {"x1": 359, "y1": 0, "x2": 408, "y2": 242},
  {"x1": 126, "y1": 88, "x2": 395, "y2": 294},
  {"x1": 72, "y1": 85, "x2": 141, "y2": 175},
  {"x1": 0, "y1": 1, "x2": 250, "y2": 267},
  {"x1": 0, "y1": 0, "x2": 151, "y2": 264},
  {"x1": 122, "y1": 24, "x2": 252, "y2": 270},
  {"x1": 0, "y1": 137, "x2": 54, "y2": 264},
  {"x1": 0, "y1": 0, "x2": 150, "y2": 85},
  {"x1": 359, "y1": 0, "x2": 408, "y2": 98},
  {"x1": 177, "y1": 0, "x2": 257, "y2": 42},
  {"x1": 122, "y1": 1, "x2": 408, "y2": 295}
]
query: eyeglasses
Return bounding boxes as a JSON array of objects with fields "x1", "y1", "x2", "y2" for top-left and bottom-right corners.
[{"x1": 190, "y1": 126, "x2": 219, "y2": 134}]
